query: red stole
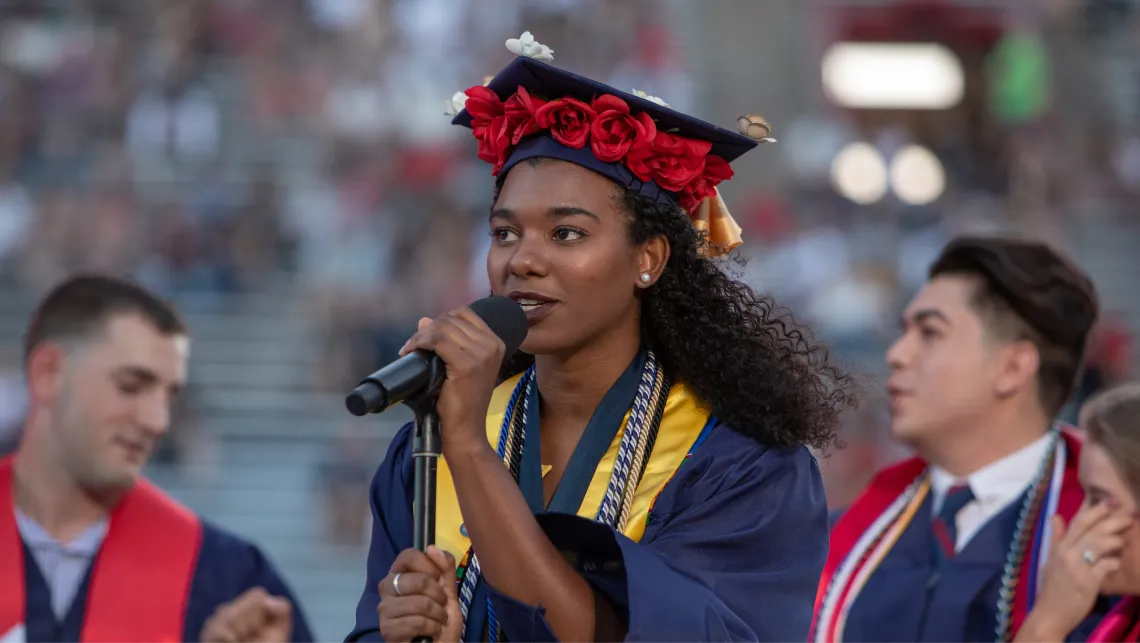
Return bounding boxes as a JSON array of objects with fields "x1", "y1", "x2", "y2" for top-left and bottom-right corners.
[
  {"x1": 812, "y1": 430, "x2": 1085, "y2": 642},
  {"x1": 1089, "y1": 597, "x2": 1140, "y2": 643},
  {"x1": 0, "y1": 457, "x2": 203, "y2": 642}
]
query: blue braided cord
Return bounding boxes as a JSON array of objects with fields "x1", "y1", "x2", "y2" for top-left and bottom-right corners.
[
  {"x1": 497, "y1": 367, "x2": 532, "y2": 459},
  {"x1": 486, "y1": 597, "x2": 500, "y2": 643}
]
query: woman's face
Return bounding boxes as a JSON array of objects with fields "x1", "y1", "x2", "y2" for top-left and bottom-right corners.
[
  {"x1": 1079, "y1": 441, "x2": 1140, "y2": 595},
  {"x1": 487, "y1": 159, "x2": 663, "y2": 356}
]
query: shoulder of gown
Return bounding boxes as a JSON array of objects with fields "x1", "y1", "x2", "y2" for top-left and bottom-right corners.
[
  {"x1": 489, "y1": 420, "x2": 830, "y2": 642},
  {"x1": 185, "y1": 520, "x2": 316, "y2": 642}
]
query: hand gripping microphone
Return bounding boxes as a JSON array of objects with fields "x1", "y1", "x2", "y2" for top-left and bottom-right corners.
[{"x1": 344, "y1": 296, "x2": 529, "y2": 416}]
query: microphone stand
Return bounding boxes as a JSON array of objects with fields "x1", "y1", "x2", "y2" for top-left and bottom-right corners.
[
  {"x1": 404, "y1": 359, "x2": 445, "y2": 643},
  {"x1": 409, "y1": 396, "x2": 440, "y2": 555}
]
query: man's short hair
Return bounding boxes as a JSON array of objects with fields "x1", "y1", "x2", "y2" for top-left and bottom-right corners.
[
  {"x1": 24, "y1": 274, "x2": 186, "y2": 365},
  {"x1": 929, "y1": 235, "x2": 1099, "y2": 415}
]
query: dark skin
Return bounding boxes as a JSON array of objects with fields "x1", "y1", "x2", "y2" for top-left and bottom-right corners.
[{"x1": 376, "y1": 160, "x2": 669, "y2": 642}]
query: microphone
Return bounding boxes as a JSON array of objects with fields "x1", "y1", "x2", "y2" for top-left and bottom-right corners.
[{"x1": 344, "y1": 296, "x2": 529, "y2": 416}]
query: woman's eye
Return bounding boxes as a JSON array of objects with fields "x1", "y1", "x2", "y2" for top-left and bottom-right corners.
[{"x1": 553, "y1": 227, "x2": 585, "y2": 242}]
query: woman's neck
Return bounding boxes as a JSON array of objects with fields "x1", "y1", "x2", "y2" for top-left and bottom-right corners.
[{"x1": 534, "y1": 330, "x2": 642, "y2": 428}]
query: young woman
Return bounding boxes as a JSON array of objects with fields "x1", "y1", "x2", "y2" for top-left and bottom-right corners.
[
  {"x1": 347, "y1": 34, "x2": 856, "y2": 642},
  {"x1": 1016, "y1": 382, "x2": 1140, "y2": 642}
]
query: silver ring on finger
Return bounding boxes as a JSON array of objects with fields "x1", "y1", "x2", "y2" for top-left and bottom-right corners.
[
  {"x1": 1083, "y1": 549, "x2": 1097, "y2": 565},
  {"x1": 393, "y1": 572, "x2": 404, "y2": 596}
]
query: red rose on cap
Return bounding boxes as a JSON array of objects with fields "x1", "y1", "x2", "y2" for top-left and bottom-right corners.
[
  {"x1": 679, "y1": 154, "x2": 734, "y2": 210},
  {"x1": 589, "y1": 95, "x2": 657, "y2": 163},
  {"x1": 535, "y1": 97, "x2": 597, "y2": 149},
  {"x1": 464, "y1": 85, "x2": 504, "y2": 121},
  {"x1": 627, "y1": 131, "x2": 710, "y2": 193},
  {"x1": 465, "y1": 86, "x2": 512, "y2": 174},
  {"x1": 504, "y1": 87, "x2": 547, "y2": 146}
]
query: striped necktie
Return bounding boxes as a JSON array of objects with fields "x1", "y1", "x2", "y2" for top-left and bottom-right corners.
[{"x1": 932, "y1": 483, "x2": 974, "y2": 566}]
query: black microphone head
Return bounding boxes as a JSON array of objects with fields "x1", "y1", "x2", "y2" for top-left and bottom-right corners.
[
  {"x1": 345, "y1": 381, "x2": 384, "y2": 416},
  {"x1": 469, "y1": 296, "x2": 528, "y2": 358}
]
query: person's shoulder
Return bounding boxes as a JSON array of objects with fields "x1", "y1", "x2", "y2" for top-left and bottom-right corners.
[
  {"x1": 672, "y1": 419, "x2": 822, "y2": 502},
  {"x1": 197, "y1": 520, "x2": 281, "y2": 576},
  {"x1": 863, "y1": 454, "x2": 927, "y2": 489},
  {"x1": 649, "y1": 420, "x2": 827, "y2": 537},
  {"x1": 698, "y1": 420, "x2": 819, "y2": 472},
  {"x1": 825, "y1": 456, "x2": 930, "y2": 528},
  {"x1": 193, "y1": 521, "x2": 304, "y2": 604}
]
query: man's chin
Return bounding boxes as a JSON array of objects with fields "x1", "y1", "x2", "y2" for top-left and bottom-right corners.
[
  {"x1": 85, "y1": 466, "x2": 141, "y2": 496},
  {"x1": 888, "y1": 419, "x2": 929, "y2": 450}
]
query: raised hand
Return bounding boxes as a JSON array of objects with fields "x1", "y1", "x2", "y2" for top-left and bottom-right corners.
[
  {"x1": 1016, "y1": 502, "x2": 1133, "y2": 641},
  {"x1": 400, "y1": 310, "x2": 506, "y2": 456}
]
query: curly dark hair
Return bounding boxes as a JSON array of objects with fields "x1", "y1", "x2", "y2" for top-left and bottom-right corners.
[{"x1": 497, "y1": 164, "x2": 858, "y2": 451}]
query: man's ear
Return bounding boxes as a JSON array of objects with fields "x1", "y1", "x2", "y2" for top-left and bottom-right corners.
[
  {"x1": 26, "y1": 342, "x2": 67, "y2": 404},
  {"x1": 993, "y1": 339, "x2": 1041, "y2": 400}
]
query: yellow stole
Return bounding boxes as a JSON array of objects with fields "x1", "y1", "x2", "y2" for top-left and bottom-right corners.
[{"x1": 434, "y1": 372, "x2": 712, "y2": 562}]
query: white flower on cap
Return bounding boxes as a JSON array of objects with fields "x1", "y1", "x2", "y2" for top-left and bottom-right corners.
[
  {"x1": 443, "y1": 74, "x2": 493, "y2": 116},
  {"x1": 443, "y1": 90, "x2": 468, "y2": 116},
  {"x1": 506, "y1": 31, "x2": 554, "y2": 62},
  {"x1": 632, "y1": 89, "x2": 670, "y2": 108}
]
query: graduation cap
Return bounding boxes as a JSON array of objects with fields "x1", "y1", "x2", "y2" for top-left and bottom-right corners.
[{"x1": 446, "y1": 32, "x2": 775, "y2": 255}]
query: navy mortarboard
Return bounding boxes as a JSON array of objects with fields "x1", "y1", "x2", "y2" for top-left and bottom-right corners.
[{"x1": 446, "y1": 31, "x2": 774, "y2": 256}]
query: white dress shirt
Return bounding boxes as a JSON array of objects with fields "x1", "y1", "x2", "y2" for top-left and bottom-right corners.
[
  {"x1": 14, "y1": 509, "x2": 108, "y2": 619},
  {"x1": 929, "y1": 433, "x2": 1053, "y2": 552}
]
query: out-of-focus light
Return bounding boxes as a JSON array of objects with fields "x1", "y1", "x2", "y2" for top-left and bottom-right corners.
[
  {"x1": 831, "y1": 142, "x2": 887, "y2": 205},
  {"x1": 821, "y1": 42, "x2": 965, "y2": 109},
  {"x1": 890, "y1": 145, "x2": 946, "y2": 205}
]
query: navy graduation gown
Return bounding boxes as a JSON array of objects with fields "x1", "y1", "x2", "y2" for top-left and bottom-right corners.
[
  {"x1": 348, "y1": 418, "x2": 829, "y2": 641},
  {"x1": 19, "y1": 521, "x2": 314, "y2": 642},
  {"x1": 839, "y1": 490, "x2": 1106, "y2": 642}
]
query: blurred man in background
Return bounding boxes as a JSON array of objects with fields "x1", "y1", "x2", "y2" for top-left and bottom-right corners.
[
  {"x1": 0, "y1": 275, "x2": 313, "y2": 642},
  {"x1": 814, "y1": 235, "x2": 1106, "y2": 642}
]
